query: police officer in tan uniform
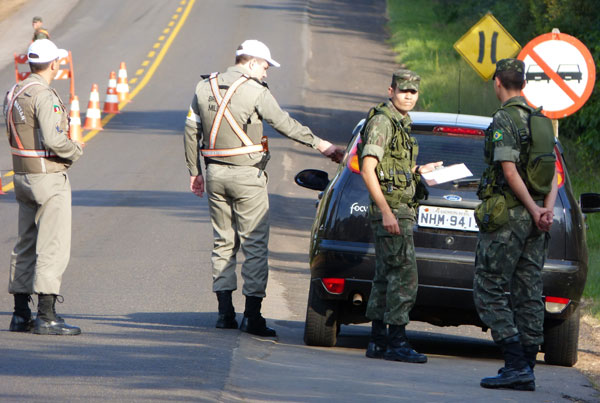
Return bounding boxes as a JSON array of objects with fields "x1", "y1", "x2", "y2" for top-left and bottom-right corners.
[
  {"x1": 4, "y1": 39, "x2": 83, "y2": 335},
  {"x1": 184, "y1": 39, "x2": 343, "y2": 337}
]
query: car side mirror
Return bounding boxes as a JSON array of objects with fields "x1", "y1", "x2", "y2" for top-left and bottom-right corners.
[
  {"x1": 295, "y1": 169, "x2": 329, "y2": 191},
  {"x1": 580, "y1": 193, "x2": 600, "y2": 213}
]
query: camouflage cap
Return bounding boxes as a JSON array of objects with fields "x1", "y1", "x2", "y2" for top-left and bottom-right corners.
[
  {"x1": 493, "y1": 58, "x2": 525, "y2": 78},
  {"x1": 392, "y1": 69, "x2": 420, "y2": 91},
  {"x1": 32, "y1": 16, "x2": 43, "y2": 23}
]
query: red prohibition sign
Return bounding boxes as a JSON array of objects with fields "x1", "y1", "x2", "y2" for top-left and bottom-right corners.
[{"x1": 518, "y1": 32, "x2": 596, "y2": 119}]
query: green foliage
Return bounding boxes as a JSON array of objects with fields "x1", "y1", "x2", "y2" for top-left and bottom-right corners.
[
  {"x1": 387, "y1": 0, "x2": 600, "y2": 318},
  {"x1": 386, "y1": 0, "x2": 498, "y2": 115},
  {"x1": 431, "y1": 0, "x2": 600, "y2": 167},
  {"x1": 561, "y1": 137, "x2": 600, "y2": 317}
]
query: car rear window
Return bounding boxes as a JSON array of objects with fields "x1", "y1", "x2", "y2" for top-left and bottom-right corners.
[{"x1": 413, "y1": 130, "x2": 487, "y2": 189}]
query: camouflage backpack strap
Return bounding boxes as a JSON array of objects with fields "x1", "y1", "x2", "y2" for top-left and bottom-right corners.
[
  {"x1": 361, "y1": 102, "x2": 401, "y2": 135},
  {"x1": 358, "y1": 102, "x2": 400, "y2": 167},
  {"x1": 500, "y1": 102, "x2": 533, "y2": 144},
  {"x1": 372, "y1": 102, "x2": 401, "y2": 132},
  {"x1": 366, "y1": 103, "x2": 415, "y2": 206},
  {"x1": 497, "y1": 102, "x2": 536, "y2": 208}
]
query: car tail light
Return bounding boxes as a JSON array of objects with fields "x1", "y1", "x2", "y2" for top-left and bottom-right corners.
[
  {"x1": 555, "y1": 145, "x2": 565, "y2": 189},
  {"x1": 545, "y1": 296, "x2": 570, "y2": 313},
  {"x1": 433, "y1": 126, "x2": 485, "y2": 136},
  {"x1": 322, "y1": 278, "x2": 345, "y2": 294},
  {"x1": 347, "y1": 137, "x2": 361, "y2": 174}
]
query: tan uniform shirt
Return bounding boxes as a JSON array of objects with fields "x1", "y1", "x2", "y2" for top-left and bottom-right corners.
[
  {"x1": 4, "y1": 74, "x2": 82, "y2": 173},
  {"x1": 184, "y1": 64, "x2": 322, "y2": 176}
]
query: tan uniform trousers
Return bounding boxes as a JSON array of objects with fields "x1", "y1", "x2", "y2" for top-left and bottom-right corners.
[
  {"x1": 9, "y1": 172, "x2": 72, "y2": 295},
  {"x1": 206, "y1": 163, "x2": 269, "y2": 297}
]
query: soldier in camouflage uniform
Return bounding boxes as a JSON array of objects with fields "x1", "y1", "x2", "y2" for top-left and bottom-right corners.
[
  {"x1": 31, "y1": 17, "x2": 50, "y2": 41},
  {"x1": 359, "y1": 69, "x2": 442, "y2": 363},
  {"x1": 473, "y1": 58, "x2": 558, "y2": 391}
]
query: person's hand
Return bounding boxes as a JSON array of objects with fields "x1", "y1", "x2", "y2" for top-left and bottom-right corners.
[
  {"x1": 317, "y1": 140, "x2": 344, "y2": 163},
  {"x1": 190, "y1": 175, "x2": 204, "y2": 197},
  {"x1": 538, "y1": 210, "x2": 554, "y2": 232},
  {"x1": 418, "y1": 161, "x2": 443, "y2": 174},
  {"x1": 325, "y1": 145, "x2": 345, "y2": 163},
  {"x1": 531, "y1": 206, "x2": 552, "y2": 232},
  {"x1": 382, "y1": 210, "x2": 400, "y2": 235}
]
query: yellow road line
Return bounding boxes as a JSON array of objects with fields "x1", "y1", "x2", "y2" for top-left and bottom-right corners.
[
  {"x1": 82, "y1": 0, "x2": 195, "y2": 144},
  {"x1": 2, "y1": 0, "x2": 195, "y2": 194}
]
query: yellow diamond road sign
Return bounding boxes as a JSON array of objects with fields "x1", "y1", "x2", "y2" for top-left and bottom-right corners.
[{"x1": 454, "y1": 13, "x2": 521, "y2": 81}]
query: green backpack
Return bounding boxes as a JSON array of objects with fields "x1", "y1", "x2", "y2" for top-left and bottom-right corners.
[{"x1": 502, "y1": 103, "x2": 557, "y2": 196}]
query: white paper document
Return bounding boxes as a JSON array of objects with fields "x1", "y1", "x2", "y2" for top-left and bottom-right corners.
[{"x1": 421, "y1": 163, "x2": 473, "y2": 186}]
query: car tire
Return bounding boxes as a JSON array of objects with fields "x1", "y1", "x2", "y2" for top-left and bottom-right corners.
[
  {"x1": 304, "y1": 282, "x2": 338, "y2": 347},
  {"x1": 543, "y1": 306, "x2": 580, "y2": 367}
]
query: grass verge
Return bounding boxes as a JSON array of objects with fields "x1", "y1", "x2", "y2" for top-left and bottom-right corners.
[
  {"x1": 385, "y1": 0, "x2": 498, "y2": 115},
  {"x1": 561, "y1": 137, "x2": 600, "y2": 317},
  {"x1": 387, "y1": 0, "x2": 600, "y2": 319}
]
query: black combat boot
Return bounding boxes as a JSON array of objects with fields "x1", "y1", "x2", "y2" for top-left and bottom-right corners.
[
  {"x1": 522, "y1": 344, "x2": 539, "y2": 370},
  {"x1": 384, "y1": 324, "x2": 427, "y2": 363},
  {"x1": 33, "y1": 294, "x2": 81, "y2": 336},
  {"x1": 481, "y1": 335, "x2": 535, "y2": 390},
  {"x1": 9, "y1": 293, "x2": 33, "y2": 332},
  {"x1": 366, "y1": 320, "x2": 387, "y2": 359},
  {"x1": 239, "y1": 296, "x2": 277, "y2": 337},
  {"x1": 215, "y1": 290, "x2": 238, "y2": 329}
]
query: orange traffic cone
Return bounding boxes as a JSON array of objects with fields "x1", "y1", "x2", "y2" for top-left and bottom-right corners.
[
  {"x1": 116, "y1": 62, "x2": 130, "y2": 103},
  {"x1": 83, "y1": 84, "x2": 103, "y2": 130},
  {"x1": 69, "y1": 95, "x2": 83, "y2": 142},
  {"x1": 103, "y1": 71, "x2": 120, "y2": 114}
]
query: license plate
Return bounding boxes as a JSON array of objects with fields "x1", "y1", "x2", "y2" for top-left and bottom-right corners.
[{"x1": 418, "y1": 206, "x2": 479, "y2": 232}]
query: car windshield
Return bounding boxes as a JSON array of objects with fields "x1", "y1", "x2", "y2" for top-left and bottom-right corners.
[
  {"x1": 557, "y1": 64, "x2": 579, "y2": 72},
  {"x1": 413, "y1": 131, "x2": 486, "y2": 189}
]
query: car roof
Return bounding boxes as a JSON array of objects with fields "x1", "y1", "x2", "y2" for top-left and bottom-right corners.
[{"x1": 410, "y1": 111, "x2": 492, "y2": 129}]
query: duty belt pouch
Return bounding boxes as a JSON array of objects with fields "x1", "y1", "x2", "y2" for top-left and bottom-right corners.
[
  {"x1": 378, "y1": 159, "x2": 408, "y2": 193},
  {"x1": 413, "y1": 174, "x2": 429, "y2": 202},
  {"x1": 475, "y1": 193, "x2": 509, "y2": 232}
]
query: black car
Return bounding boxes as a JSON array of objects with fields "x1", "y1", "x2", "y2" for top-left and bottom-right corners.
[{"x1": 295, "y1": 111, "x2": 600, "y2": 367}]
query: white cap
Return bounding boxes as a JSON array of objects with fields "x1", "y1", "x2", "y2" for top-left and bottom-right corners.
[
  {"x1": 27, "y1": 39, "x2": 68, "y2": 63},
  {"x1": 235, "y1": 39, "x2": 280, "y2": 68}
]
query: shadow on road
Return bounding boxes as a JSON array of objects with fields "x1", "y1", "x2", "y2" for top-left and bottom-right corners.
[
  {"x1": 240, "y1": 0, "x2": 391, "y2": 44},
  {"x1": 272, "y1": 317, "x2": 502, "y2": 362},
  {"x1": 78, "y1": 105, "x2": 367, "y2": 147},
  {"x1": 269, "y1": 193, "x2": 320, "y2": 232},
  {"x1": 71, "y1": 189, "x2": 208, "y2": 219}
]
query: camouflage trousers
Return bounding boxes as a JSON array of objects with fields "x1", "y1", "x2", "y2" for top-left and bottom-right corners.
[
  {"x1": 366, "y1": 217, "x2": 418, "y2": 326},
  {"x1": 473, "y1": 205, "x2": 548, "y2": 346}
]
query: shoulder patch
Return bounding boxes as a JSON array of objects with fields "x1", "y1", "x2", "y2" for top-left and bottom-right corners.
[
  {"x1": 53, "y1": 105, "x2": 61, "y2": 113},
  {"x1": 492, "y1": 130, "x2": 503, "y2": 142}
]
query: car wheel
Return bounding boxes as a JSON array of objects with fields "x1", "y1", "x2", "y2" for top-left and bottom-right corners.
[
  {"x1": 304, "y1": 282, "x2": 338, "y2": 347},
  {"x1": 543, "y1": 306, "x2": 580, "y2": 367}
]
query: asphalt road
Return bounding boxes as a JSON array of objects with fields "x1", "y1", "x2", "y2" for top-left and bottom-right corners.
[{"x1": 0, "y1": 1, "x2": 598, "y2": 402}]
